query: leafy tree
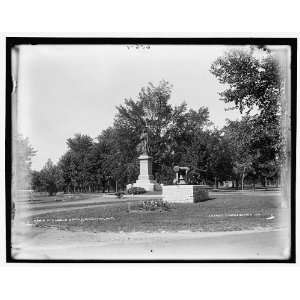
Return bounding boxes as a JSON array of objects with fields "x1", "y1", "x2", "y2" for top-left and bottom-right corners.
[
  {"x1": 210, "y1": 48, "x2": 282, "y2": 121},
  {"x1": 206, "y1": 130, "x2": 233, "y2": 187},
  {"x1": 180, "y1": 129, "x2": 232, "y2": 186},
  {"x1": 31, "y1": 170, "x2": 43, "y2": 192},
  {"x1": 115, "y1": 80, "x2": 174, "y2": 176},
  {"x1": 37, "y1": 159, "x2": 63, "y2": 196},
  {"x1": 64, "y1": 134, "x2": 94, "y2": 192},
  {"x1": 211, "y1": 48, "x2": 284, "y2": 187},
  {"x1": 13, "y1": 135, "x2": 36, "y2": 190},
  {"x1": 66, "y1": 134, "x2": 94, "y2": 153},
  {"x1": 223, "y1": 117, "x2": 256, "y2": 189},
  {"x1": 114, "y1": 80, "x2": 211, "y2": 184},
  {"x1": 249, "y1": 116, "x2": 282, "y2": 186},
  {"x1": 58, "y1": 151, "x2": 77, "y2": 193},
  {"x1": 93, "y1": 127, "x2": 123, "y2": 192}
]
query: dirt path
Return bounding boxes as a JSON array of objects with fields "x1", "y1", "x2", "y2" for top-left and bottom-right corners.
[
  {"x1": 14, "y1": 198, "x2": 145, "y2": 219},
  {"x1": 12, "y1": 227, "x2": 289, "y2": 260}
]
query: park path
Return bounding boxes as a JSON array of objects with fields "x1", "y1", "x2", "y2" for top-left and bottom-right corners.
[{"x1": 12, "y1": 227, "x2": 290, "y2": 260}]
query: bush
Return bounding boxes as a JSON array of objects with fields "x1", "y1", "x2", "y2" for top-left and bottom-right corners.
[
  {"x1": 127, "y1": 187, "x2": 146, "y2": 195},
  {"x1": 140, "y1": 199, "x2": 171, "y2": 211}
]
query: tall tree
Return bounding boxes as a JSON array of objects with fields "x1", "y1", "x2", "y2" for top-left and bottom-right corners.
[
  {"x1": 223, "y1": 117, "x2": 256, "y2": 189},
  {"x1": 211, "y1": 48, "x2": 284, "y2": 187},
  {"x1": 114, "y1": 80, "x2": 211, "y2": 184},
  {"x1": 206, "y1": 130, "x2": 233, "y2": 187},
  {"x1": 13, "y1": 135, "x2": 36, "y2": 190},
  {"x1": 58, "y1": 134, "x2": 94, "y2": 192},
  {"x1": 210, "y1": 48, "x2": 282, "y2": 121},
  {"x1": 38, "y1": 159, "x2": 63, "y2": 196},
  {"x1": 93, "y1": 127, "x2": 125, "y2": 192},
  {"x1": 57, "y1": 151, "x2": 77, "y2": 193}
]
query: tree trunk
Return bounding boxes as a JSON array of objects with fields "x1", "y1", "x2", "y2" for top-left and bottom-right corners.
[
  {"x1": 241, "y1": 166, "x2": 246, "y2": 190},
  {"x1": 241, "y1": 175, "x2": 244, "y2": 190}
]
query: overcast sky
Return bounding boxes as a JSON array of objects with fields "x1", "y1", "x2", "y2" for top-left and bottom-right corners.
[{"x1": 17, "y1": 44, "x2": 243, "y2": 170}]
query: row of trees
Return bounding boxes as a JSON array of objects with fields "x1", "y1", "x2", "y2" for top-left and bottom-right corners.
[{"x1": 29, "y1": 47, "x2": 284, "y2": 195}]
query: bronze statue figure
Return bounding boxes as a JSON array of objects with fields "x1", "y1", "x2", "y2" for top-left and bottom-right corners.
[{"x1": 139, "y1": 128, "x2": 149, "y2": 155}]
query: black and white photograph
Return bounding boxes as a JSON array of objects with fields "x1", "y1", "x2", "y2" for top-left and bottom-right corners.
[{"x1": 6, "y1": 38, "x2": 296, "y2": 262}]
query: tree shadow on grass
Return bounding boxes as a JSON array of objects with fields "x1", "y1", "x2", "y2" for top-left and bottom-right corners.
[{"x1": 195, "y1": 197, "x2": 216, "y2": 203}]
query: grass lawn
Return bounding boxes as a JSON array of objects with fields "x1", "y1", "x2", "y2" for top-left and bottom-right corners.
[
  {"x1": 29, "y1": 192, "x2": 287, "y2": 233},
  {"x1": 27, "y1": 193, "x2": 99, "y2": 203}
]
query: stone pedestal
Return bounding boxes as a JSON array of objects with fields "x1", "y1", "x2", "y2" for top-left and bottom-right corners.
[
  {"x1": 132, "y1": 155, "x2": 161, "y2": 191},
  {"x1": 162, "y1": 185, "x2": 210, "y2": 203}
]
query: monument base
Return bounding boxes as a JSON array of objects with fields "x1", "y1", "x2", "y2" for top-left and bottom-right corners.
[
  {"x1": 162, "y1": 185, "x2": 210, "y2": 203},
  {"x1": 132, "y1": 179, "x2": 162, "y2": 192},
  {"x1": 128, "y1": 154, "x2": 161, "y2": 192}
]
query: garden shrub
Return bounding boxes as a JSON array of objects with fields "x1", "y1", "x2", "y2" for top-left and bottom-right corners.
[
  {"x1": 140, "y1": 199, "x2": 171, "y2": 211},
  {"x1": 127, "y1": 187, "x2": 146, "y2": 195}
]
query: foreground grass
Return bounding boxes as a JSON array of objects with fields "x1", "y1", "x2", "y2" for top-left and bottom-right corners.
[
  {"x1": 29, "y1": 192, "x2": 287, "y2": 233},
  {"x1": 27, "y1": 193, "x2": 99, "y2": 203}
]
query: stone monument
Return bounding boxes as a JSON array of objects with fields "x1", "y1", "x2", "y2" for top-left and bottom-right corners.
[
  {"x1": 130, "y1": 129, "x2": 161, "y2": 192},
  {"x1": 163, "y1": 166, "x2": 210, "y2": 203}
]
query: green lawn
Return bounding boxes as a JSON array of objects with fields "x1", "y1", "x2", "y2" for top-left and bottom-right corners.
[
  {"x1": 27, "y1": 192, "x2": 99, "y2": 203},
  {"x1": 29, "y1": 192, "x2": 287, "y2": 233}
]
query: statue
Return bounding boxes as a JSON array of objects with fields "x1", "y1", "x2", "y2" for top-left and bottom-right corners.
[
  {"x1": 173, "y1": 166, "x2": 190, "y2": 185},
  {"x1": 129, "y1": 127, "x2": 161, "y2": 192},
  {"x1": 139, "y1": 129, "x2": 149, "y2": 155}
]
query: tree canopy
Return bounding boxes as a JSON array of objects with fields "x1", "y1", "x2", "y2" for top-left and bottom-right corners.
[
  {"x1": 210, "y1": 48, "x2": 284, "y2": 188},
  {"x1": 210, "y1": 48, "x2": 282, "y2": 123},
  {"x1": 32, "y1": 159, "x2": 63, "y2": 196}
]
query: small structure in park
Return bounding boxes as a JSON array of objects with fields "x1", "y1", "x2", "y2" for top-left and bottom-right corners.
[
  {"x1": 173, "y1": 166, "x2": 190, "y2": 185},
  {"x1": 163, "y1": 166, "x2": 210, "y2": 203},
  {"x1": 129, "y1": 129, "x2": 161, "y2": 192}
]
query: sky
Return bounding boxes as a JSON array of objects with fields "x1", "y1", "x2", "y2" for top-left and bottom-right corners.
[{"x1": 16, "y1": 44, "x2": 243, "y2": 170}]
